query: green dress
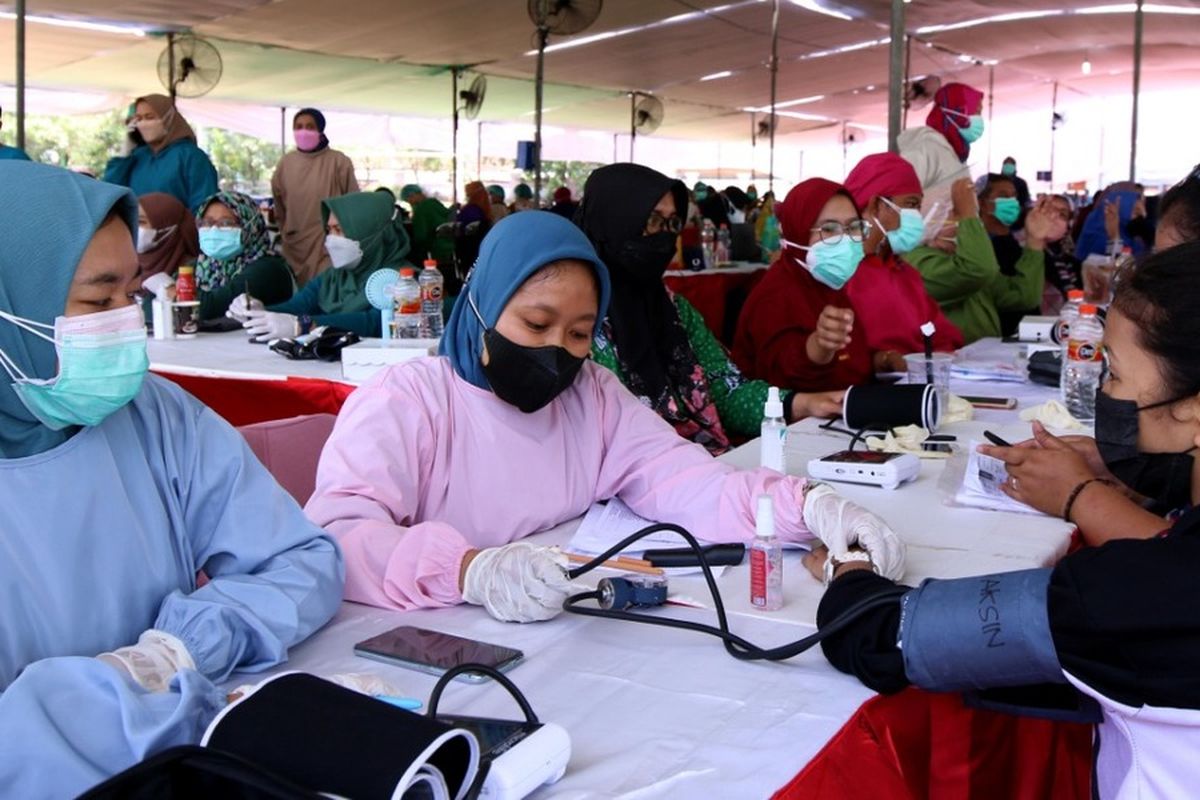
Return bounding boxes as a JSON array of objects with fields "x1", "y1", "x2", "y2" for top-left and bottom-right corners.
[
  {"x1": 907, "y1": 217, "x2": 1045, "y2": 343},
  {"x1": 592, "y1": 294, "x2": 770, "y2": 439}
]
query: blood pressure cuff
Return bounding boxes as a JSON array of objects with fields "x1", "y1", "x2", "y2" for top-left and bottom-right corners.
[
  {"x1": 900, "y1": 569, "x2": 1065, "y2": 692},
  {"x1": 202, "y1": 673, "x2": 478, "y2": 800}
]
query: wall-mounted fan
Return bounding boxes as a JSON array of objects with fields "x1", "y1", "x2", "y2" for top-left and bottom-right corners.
[
  {"x1": 628, "y1": 92, "x2": 664, "y2": 160},
  {"x1": 905, "y1": 75, "x2": 942, "y2": 110},
  {"x1": 158, "y1": 33, "x2": 223, "y2": 100},
  {"x1": 528, "y1": 0, "x2": 603, "y2": 200},
  {"x1": 365, "y1": 268, "x2": 401, "y2": 341},
  {"x1": 450, "y1": 70, "x2": 488, "y2": 204}
]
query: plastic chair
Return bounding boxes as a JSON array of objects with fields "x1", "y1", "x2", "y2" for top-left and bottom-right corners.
[{"x1": 238, "y1": 413, "x2": 337, "y2": 507}]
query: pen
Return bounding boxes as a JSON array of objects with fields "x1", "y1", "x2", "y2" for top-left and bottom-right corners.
[
  {"x1": 983, "y1": 430, "x2": 1013, "y2": 448},
  {"x1": 565, "y1": 553, "x2": 664, "y2": 576}
]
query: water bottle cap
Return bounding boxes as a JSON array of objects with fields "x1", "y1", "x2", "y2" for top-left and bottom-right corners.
[
  {"x1": 400, "y1": 268, "x2": 416, "y2": 278},
  {"x1": 1067, "y1": 289, "x2": 1084, "y2": 300},
  {"x1": 423, "y1": 259, "x2": 438, "y2": 268},
  {"x1": 1080, "y1": 304, "x2": 1098, "y2": 315}
]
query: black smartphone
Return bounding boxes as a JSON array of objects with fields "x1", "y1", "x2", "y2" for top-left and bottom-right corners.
[
  {"x1": 354, "y1": 625, "x2": 524, "y2": 684},
  {"x1": 819, "y1": 450, "x2": 905, "y2": 464},
  {"x1": 983, "y1": 430, "x2": 1014, "y2": 448},
  {"x1": 961, "y1": 395, "x2": 1018, "y2": 410}
]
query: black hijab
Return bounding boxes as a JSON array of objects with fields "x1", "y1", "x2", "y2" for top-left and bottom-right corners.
[{"x1": 575, "y1": 163, "x2": 691, "y2": 404}]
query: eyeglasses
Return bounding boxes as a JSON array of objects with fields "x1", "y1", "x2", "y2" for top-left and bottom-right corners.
[
  {"x1": 198, "y1": 220, "x2": 242, "y2": 230},
  {"x1": 645, "y1": 212, "x2": 683, "y2": 235},
  {"x1": 811, "y1": 219, "x2": 868, "y2": 244}
]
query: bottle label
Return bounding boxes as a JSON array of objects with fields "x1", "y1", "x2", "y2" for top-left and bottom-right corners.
[
  {"x1": 1053, "y1": 319, "x2": 1069, "y2": 344},
  {"x1": 421, "y1": 285, "x2": 443, "y2": 303},
  {"x1": 1067, "y1": 339, "x2": 1102, "y2": 362},
  {"x1": 760, "y1": 426, "x2": 787, "y2": 473},
  {"x1": 750, "y1": 548, "x2": 767, "y2": 606},
  {"x1": 175, "y1": 273, "x2": 196, "y2": 302}
]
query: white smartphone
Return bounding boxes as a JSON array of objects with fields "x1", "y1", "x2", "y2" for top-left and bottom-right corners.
[{"x1": 353, "y1": 625, "x2": 524, "y2": 684}]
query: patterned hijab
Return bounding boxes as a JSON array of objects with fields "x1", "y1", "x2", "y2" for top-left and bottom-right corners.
[
  {"x1": 577, "y1": 163, "x2": 731, "y2": 454},
  {"x1": 194, "y1": 191, "x2": 271, "y2": 292}
]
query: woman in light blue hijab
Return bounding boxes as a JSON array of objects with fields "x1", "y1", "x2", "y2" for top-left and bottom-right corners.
[{"x1": 0, "y1": 161, "x2": 343, "y2": 797}]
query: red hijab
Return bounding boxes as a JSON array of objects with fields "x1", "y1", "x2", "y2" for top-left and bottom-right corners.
[
  {"x1": 924, "y1": 83, "x2": 984, "y2": 163},
  {"x1": 776, "y1": 178, "x2": 856, "y2": 269},
  {"x1": 137, "y1": 192, "x2": 199, "y2": 279}
]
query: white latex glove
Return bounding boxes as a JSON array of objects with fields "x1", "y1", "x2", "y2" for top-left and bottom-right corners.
[
  {"x1": 242, "y1": 309, "x2": 297, "y2": 342},
  {"x1": 97, "y1": 630, "x2": 196, "y2": 693},
  {"x1": 226, "y1": 293, "x2": 265, "y2": 321},
  {"x1": 462, "y1": 542, "x2": 574, "y2": 623},
  {"x1": 802, "y1": 482, "x2": 906, "y2": 580},
  {"x1": 141, "y1": 271, "x2": 174, "y2": 300}
]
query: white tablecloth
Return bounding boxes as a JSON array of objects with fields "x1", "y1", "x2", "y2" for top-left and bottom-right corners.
[
  {"x1": 148, "y1": 331, "x2": 349, "y2": 383},
  {"x1": 230, "y1": 341, "x2": 1079, "y2": 799}
]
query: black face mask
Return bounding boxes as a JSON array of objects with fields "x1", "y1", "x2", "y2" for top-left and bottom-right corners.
[
  {"x1": 1094, "y1": 388, "x2": 1197, "y2": 513},
  {"x1": 481, "y1": 327, "x2": 585, "y2": 413},
  {"x1": 616, "y1": 232, "x2": 677, "y2": 283}
]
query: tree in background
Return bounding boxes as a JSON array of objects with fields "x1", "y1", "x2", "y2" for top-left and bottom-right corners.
[
  {"x1": 201, "y1": 128, "x2": 282, "y2": 196},
  {"x1": 520, "y1": 160, "x2": 603, "y2": 204},
  {"x1": 22, "y1": 110, "x2": 125, "y2": 175}
]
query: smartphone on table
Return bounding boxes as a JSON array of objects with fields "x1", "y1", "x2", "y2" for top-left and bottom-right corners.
[{"x1": 354, "y1": 625, "x2": 524, "y2": 684}]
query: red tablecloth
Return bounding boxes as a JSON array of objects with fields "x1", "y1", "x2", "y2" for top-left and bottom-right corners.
[
  {"x1": 663, "y1": 267, "x2": 768, "y2": 346},
  {"x1": 156, "y1": 371, "x2": 355, "y2": 427},
  {"x1": 774, "y1": 688, "x2": 1093, "y2": 799}
]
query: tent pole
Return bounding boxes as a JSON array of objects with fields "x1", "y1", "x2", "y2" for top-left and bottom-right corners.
[
  {"x1": 534, "y1": 27, "x2": 548, "y2": 207},
  {"x1": 987, "y1": 65, "x2": 995, "y2": 173},
  {"x1": 280, "y1": 107, "x2": 286, "y2": 157},
  {"x1": 769, "y1": 0, "x2": 779, "y2": 193},
  {"x1": 477, "y1": 121, "x2": 483, "y2": 178},
  {"x1": 629, "y1": 93, "x2": 636, "y2": 161},
  {"x1": 15, "y1": 0, "x2": 25, "y2": 152},
  {"x1": 451, "y1": 67, "x2": 459, "y2": 207},
  {"x1": 1130, "y1": 0, "x2": 1143, "y2": 181},
  {"x1": 887, "y1": 0, "x2": 905, "y2": 153},
  {"x1": 751, "y1": 112, "x2": 757, "y2": 181},
  {"x1": 1050, "y1": 81, "x2": 1059, "y2": 192}
]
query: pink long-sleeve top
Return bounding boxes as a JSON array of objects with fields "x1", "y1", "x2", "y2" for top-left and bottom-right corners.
[{"x1": 305, "y1": 357, "x2": 817, "y2": 610}]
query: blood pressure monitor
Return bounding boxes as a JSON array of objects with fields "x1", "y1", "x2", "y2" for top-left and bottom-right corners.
[{"x1": 806, "y1": 450, "x2": 921, "y2": 490}]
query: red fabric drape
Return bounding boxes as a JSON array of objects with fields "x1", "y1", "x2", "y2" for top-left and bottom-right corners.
[
  {"x1": 663, "y1": 269, "x2": 767, "y2": 347},
  {"x1": 774, "y1": 688, "x2": 1093, "y2": 800},
  {"x1": 154, "y1": 372, "x2": 356, "y2": 427}
]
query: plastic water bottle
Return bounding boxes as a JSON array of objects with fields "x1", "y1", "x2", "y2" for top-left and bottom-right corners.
[
  {"x1": 760, "y1": 386, "x2": 787, "y2": 473},
  {"x1": 1062, "y1": 304, "x2": 1104, "y2": 420},
  {"x1": 701, "y1": 219, "x2": 716, "y2": 270},
  {"x1": 716, "y1": 223, "x2": 732, "y2": 265},
  {"x1": 393, "y1": 268, "x2": 422, "y2": 339},
  {"x1": 418, "y1": 259, "x2": 444, "y2": 339},
  {"x1": 1055, "y1": 289, "x2": 1084, "y2": 365},
  {"x1": 750, "y1": 495, "x2": 783, "y2": 611}
]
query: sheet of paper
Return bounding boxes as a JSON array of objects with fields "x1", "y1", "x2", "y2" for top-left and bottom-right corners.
[{"x1": 953, "y1": 441, "x2": 1045, "y2": 515}]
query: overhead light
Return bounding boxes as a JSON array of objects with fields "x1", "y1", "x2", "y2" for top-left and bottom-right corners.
[
  {"x1": 0, "y1": 11, "x2": 148, "y2": 36},
  {"x1": 700, "y1": 70, "x2": 734, "y2": 82},
  {"x1": 865, "y1": 84, "x2": 876, "y2": 90},
  {"x1": 524, "y1": 1, "x2": 759, "y2": 55},
  {"x1": 957, "y1": 54, "x2": 974, "y2": 62},
  {"x1": 1081, "y1": 57, "x2": 1092, "y2": 74},
  {"x1": 787, "y1": 0, "x2": 854, "y2": 21},
  {"x1": 774, "y1": 94, "x2": 825, "y2": 108}
]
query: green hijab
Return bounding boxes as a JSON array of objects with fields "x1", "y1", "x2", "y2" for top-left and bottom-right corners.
[{"x1": 319, "y1": 191, "x2": 411, "y2": 315}]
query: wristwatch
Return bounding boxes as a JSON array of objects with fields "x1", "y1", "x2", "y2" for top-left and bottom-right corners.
[{"x1": 823, "y1": 549, "x2": 876, "y2": 587}]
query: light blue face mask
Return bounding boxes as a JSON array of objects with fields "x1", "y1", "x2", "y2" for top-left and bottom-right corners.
[
  {"x1": 782, "y1": 236, "x2": 865, "y2": 290},
  {"x1": 960, "y1": 114, "x2": 985, "y2": 143},
  {"x1": 199, "y1": 227, "x2": 244, "y2": 260},
  {"x1": 877, "y1": 197, "x2": 926, "y2": 255},
  {"x1": 0, "y1": 304, "x2": 148, "y2": 430},
  {"x1": 992, "y1": 197, "x2": 1022, "y2": 226}
]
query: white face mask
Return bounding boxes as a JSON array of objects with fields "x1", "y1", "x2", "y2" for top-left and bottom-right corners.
[
  {"x1": 137, "y1": 227, "x2": 157, "y2": 254},
  {"x1": 136, "y1": 224, "x2": 175, "y2": 255},
  {"x1": 325, "y1": 234, "x2": 363, "y2": 270}
]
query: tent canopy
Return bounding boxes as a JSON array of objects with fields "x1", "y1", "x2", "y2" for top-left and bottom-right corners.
[{"x1": 3, "y1": 0, "x2": 1198, "y2": 140}]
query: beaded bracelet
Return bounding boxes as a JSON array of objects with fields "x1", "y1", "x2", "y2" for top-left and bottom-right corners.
[{"x1": 1062, "y1": 478, "x2": 1115, "y2": 522}]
